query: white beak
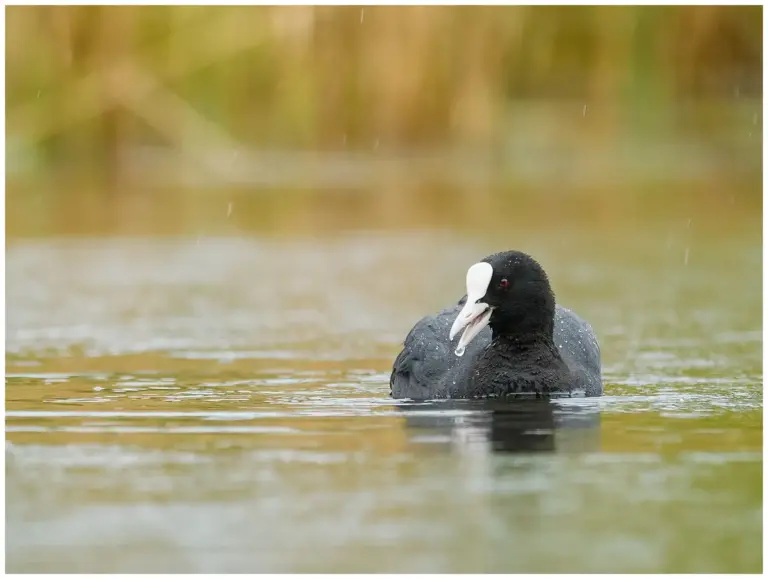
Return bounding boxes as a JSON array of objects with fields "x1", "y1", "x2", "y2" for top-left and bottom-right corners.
[{"x1": 449, "y1": 262, "x2": 494, "y2": 356}]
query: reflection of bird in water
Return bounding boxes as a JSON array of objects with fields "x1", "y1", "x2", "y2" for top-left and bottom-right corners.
[{"x1": 396, "y1": 398, "x2": 601, "y2": 454}]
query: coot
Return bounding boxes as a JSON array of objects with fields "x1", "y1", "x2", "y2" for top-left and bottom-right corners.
[{"x1": 390, "y1": 250, "x2": 602, "y2": 399}]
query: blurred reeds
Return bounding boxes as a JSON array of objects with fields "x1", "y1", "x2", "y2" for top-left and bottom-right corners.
[
  {"x1": 5, "y1": 5, "x2": 762, "y2": 230},
  {"x1": 8, "y1": 6, "x2": 761, "y2": 150}
]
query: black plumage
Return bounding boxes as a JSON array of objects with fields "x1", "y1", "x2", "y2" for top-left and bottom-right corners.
[{"x1": 390, "y1": 250, "x2": 602, "y2": 399}]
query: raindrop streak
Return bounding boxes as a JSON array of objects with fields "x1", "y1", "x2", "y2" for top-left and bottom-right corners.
[
  {"x1": 227, "y1": 202, "x2": 233, "y2": 218},
  {"x1": 684, "y1": 248, "x2": 690, "y2": 266},
  {"x1": 360, "y1": 8, "x2": 364, "y2": 23},
  {"x1": 583, "y1": 104, "x2": 587, "y2": 117}
]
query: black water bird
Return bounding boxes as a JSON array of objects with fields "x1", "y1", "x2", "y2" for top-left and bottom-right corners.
[{"x1": 390, "y1": 250, "x2": 602, "y2": 400}]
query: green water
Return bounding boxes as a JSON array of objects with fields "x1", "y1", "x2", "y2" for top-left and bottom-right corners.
[{"x1": 5, "y1": 206, "x2": 762, "y2": 572}]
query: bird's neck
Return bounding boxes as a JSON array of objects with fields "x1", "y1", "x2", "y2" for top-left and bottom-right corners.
[
  {"x1": 490, "y1": 327, "x2": 557, "y2": 353},
  {"x1": 489, "y1": 303, "x2": 556, "y2": 348}
]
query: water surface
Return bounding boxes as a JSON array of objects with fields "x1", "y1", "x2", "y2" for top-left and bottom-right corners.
[{"x1": 6, "y1": 224, "x2": 762, "y2": 572}]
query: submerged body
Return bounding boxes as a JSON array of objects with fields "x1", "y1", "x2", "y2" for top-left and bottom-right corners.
[{"x1": 390, "y1": 252, "x2": 603, "y2": 400}]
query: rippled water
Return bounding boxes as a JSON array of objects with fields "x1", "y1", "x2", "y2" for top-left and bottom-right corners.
[{"x1": 6, "y1": 227, "x2": 762, "y2": 572}]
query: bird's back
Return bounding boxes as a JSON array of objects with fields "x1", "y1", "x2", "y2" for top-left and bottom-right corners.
[{"x1": 390, "y1": 299, "x2": 482, "y2": 399}]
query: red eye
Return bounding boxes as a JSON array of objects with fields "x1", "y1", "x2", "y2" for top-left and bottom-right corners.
[{"x1": 499, "y1": 278, "x2": 510, "y2": 289}]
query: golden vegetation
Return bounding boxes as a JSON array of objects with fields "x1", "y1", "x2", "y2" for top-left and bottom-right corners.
[{"x1": 7, "y1": 6, "x2": 760, "y2": 154}]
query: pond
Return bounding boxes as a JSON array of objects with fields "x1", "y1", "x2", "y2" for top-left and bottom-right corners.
[{"x1": 5, "y1": 208, "x2": 762, "y2": 572}]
